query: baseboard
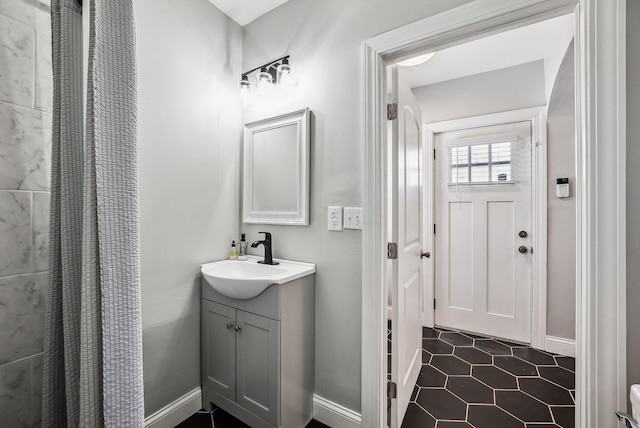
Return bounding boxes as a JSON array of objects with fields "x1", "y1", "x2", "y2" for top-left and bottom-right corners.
[
  {"x1": 312, "y1": 395, "x2": 361, "y2": 428},
  {"x1": 546, "y1": 335, "x2": 576, "y2": 358},
  {"x1": 145, "y1": 387, "x2": 203, "y2": 428}
]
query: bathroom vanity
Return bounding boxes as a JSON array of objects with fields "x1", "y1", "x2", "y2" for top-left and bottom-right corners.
[{"x1": 201, "y1": 257, "x2": 315, "y2": 428}]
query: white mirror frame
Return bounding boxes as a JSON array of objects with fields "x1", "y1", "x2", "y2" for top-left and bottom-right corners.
[{"x1": 242, "y1": 108, "x2": 310, "y2": 226}]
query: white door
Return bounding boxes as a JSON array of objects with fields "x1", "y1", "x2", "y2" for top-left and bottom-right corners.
[
  {"x1": 389, "y1": 67, "x2": 423, "y2": 428},
  {"x1": 434, "y1": 121, "x2": 532, "y2": 343}
]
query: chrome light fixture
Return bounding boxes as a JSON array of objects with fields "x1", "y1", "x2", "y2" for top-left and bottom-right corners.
[
  {"x1": 277, "y1": 58, "x2": 292, "y2": 75},
  {"x1": 257, "y1": 66, "x2": 273, "y2": 84},
  {"x1": 239, "y1": 55, "x2": 292, "y2": 89},
  {"x1": 239, "y1": 74, "x2": 251, "y2": 90}
]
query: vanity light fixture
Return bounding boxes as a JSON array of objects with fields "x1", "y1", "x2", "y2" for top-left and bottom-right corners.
[
  {"x1": 240, "y1": 75, "x2": 251, "y2": 90},
  {"x1": 257, "y1": 66, "x2": 273, "y2": 84},
  {"x1": 239, "y1": 55, "x2": 292, "y2": 89},
  {"x1": 277, "y1": 58, "x2": 292, "y2": 75}
]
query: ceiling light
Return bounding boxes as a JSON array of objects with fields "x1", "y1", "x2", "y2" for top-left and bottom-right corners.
[
  {"x1": 239, "y1": 55, "x2": 292, "y2": 90},
  {"x1": 396, "y1": 52, "x2": 436, "y2": 67}
]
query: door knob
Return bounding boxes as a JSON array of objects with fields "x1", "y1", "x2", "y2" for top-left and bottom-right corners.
[
  {"x1": 519, "y1": 231, "x2": 528, "y2": 238},
  {"x1": 234, "y1": 325, "x2": 242, "y2": 332},
  {"x1": 226, "y1": 323, "x2": 234, "y2": 329},
  {"x1": 421, "y1": 251, "x2": 431, "y2": 259},
  {"x1": 518, "y1": 246, "x2": 529, "y2": 254}
]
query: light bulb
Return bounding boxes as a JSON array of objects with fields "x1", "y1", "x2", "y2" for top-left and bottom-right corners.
[
  {"x1": 257, "y1": 67, "x2": 272, "y2": 83},
  {"x1": 239, "y1": 75, "x2": 251, "y2": 89},
  {"x1": 277, "y1": 58, "x2": 292, "y2": 75}
]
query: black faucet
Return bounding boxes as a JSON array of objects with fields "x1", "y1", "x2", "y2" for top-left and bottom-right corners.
[{"x1": 251, "y1": 232, "x2": 279, "y2": 265}]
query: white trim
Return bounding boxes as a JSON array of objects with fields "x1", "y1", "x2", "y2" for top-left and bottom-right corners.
[
  {"x1": 361, "y1": 41, "x2": 388, "y2": 428},
  {"x1": 422, "y1": 107, "x2": 547, "y2": 349},
  {"x1": 387, "y1": 306, "x2": 393, "y2": 320},
  {"x1": 546, "y1": 335, "x2": 577, "y2": 357},
  {"x1": 361, "y1": 1, "x2": 627, "y2": 427},
  {"x1": 421, "y1": 117, "x2": 435, "y2": 329},
  {"x1": 144, "y1": 388, "x2": 202, "y2": 428},
  {"x1": 531, "y1": 109, "x2": 548, "y2": 351},
  {"x1": 365, "y1": 0, "x2": 575, "y2": 62},
  {"x1": 312, "y1": 395, "x2": 362, "y2": 428},
  {"x1": 575, "y1": 1, "x2": 627, "y2": 426}
]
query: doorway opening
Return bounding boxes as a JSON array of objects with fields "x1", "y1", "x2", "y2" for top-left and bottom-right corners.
[
  {"x1": 385, "y1": 13, "x2": 576, "y2": 426},
  {"x1": 361, "y1": 1, "x2": 627, "y2": 428}
]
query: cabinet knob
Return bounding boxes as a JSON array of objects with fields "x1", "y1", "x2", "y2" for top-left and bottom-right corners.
[
  {"x1": 234, "y1": 325, "x2": 242, "y2": 332},
  {"x1": 226, "y1": 323, "x2": 234, "y2": 329}
]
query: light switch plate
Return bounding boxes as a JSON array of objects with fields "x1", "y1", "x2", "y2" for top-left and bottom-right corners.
[
  {"x1": 344, "y1": 207, "x2": 363, "y2": 230},
  {"x1": 328, "y1": 206, "x2": 343, "y2": 231}
]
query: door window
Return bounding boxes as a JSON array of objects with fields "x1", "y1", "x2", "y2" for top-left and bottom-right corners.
[{"x1": 449, "y1": 140, "x2": 514, "y2": 185}]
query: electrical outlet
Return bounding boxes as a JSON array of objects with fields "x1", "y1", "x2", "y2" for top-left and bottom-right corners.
[
  {"x1": 344, "y1": 207, "x2": 363, "y2": 230},
  {"x1": 328, "y1": 206, "x2": 343, "y2": 231}
]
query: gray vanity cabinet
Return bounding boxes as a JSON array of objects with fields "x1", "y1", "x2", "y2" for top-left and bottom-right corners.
[
  {"x1": 235, "y1": 311, "x2": 280, "y2": 423},
  {"x1": 201, "y1": 274, "x2": 314, "y2": 428},
  {"x1": 202, "y1": 300, "x2": 280, "y2": 425},
  {"x1": 202, "y1": 300, "x2": 237, "y2": 401}
]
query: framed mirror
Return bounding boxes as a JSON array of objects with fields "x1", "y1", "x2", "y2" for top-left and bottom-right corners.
[{"x1": 242, "y1": 108, "x2": 310, "y2": 225}]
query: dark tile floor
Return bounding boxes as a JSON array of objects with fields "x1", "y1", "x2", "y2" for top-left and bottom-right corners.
[
  {"x1": 396, "y1": 326, "x2": 575, "y2": 428},
  {"x1": 175, "y1": 407, "x2": 331, "y2": 428}
]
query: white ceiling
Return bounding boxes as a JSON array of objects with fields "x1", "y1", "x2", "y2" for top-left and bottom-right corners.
[
  {"x1": 207, "y1": 0, "x2": 292, "y2": 26},
  {"x1": 401, "y1": 14, "x2": 575, "y2": 91}
]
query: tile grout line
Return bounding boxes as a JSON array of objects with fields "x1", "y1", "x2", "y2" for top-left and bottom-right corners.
[{"x1": 400, "y1": 326, "x2": 574, "y2": 428}]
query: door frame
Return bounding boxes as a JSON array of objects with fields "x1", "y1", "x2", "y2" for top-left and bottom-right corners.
[
  {"x1": 361, "y1": 1, "x2": 627, "y2": 427},
  {"x1": 421, "y1": 107, "x2": 548, "y2": 351}
]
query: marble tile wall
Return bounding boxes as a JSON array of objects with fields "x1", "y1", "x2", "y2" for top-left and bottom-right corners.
[{"x1": 0, "y1": 0, "x2": 52, "y2": 426}]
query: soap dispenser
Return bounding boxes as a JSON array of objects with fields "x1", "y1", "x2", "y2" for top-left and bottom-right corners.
[
  {"x1": 229, "y1": 240, "x2": 238, "y2": 260},
  {"x1": 238, "y1": 233, "x2": 248, "y2": 260}
]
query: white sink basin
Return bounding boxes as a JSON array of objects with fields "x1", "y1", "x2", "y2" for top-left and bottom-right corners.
[{"x1": 201, "y1": 256, "x2": 315, "y2": 299}]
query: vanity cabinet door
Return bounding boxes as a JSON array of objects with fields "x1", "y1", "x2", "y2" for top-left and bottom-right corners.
[
  {"x1": 202, "y1": 300, "x2": 237, "y2": 402},
  {"x1": 235, "y1": 310, "x2": 281, "y2": 427}
]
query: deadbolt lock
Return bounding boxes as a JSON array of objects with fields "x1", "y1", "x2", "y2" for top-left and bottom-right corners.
[{"x1": 519, "y1": 231, "x2": 528, "y2": 238}]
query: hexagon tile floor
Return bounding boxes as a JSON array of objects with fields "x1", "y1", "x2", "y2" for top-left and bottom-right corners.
[{"x1": 397, "y1": 326, "x2": 575, "y2": 428}]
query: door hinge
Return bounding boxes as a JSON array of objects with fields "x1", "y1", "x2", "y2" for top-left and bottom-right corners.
[
  {"x1": 387, "y1": 103, "x2": 398, "y2": 120},
  {"x1": 387, "y1": 242, "x2": 398, "y2": 259},
  {"x1": 434, "y1": 299, "x2": 436, "y2": 310},
  {"x1": 387, "y1": 381, "x2": 397, "y2": 398},
  {"x1": 433, "y1": 149, "x2": 436, "y2": 159},
  {"x1": 433, "y1": 224, "x2": 436, "y2": 234}
]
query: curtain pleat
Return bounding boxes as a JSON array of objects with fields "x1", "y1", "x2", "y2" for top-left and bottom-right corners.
[{"x1": 42, "y1": 0, "x2": 143, "y2": 426}]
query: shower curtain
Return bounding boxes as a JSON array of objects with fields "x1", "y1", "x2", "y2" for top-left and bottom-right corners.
[{"x1": 42, "y1": 0, "x2": 144, "y2": 426}]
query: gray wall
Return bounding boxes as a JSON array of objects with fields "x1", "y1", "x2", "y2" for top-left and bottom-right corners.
[
  {"x1": 413, "y1": 60, "x2": 546, "y2": 123},
  {"x1": 546, "y1": 41, "x2": 576, "y2": 340},
  {"x1": 0, "y1": 0, "x2": 51, "y2": 425},
  {"x1": 135, "y1": 0, "x2": 242, "y2": 415},
  {"x1": 241, "y1": 0, "x2": 471, "y2": 413},
  {"x1": 627, "y1": 0, "x2": 640, "y2": 400}
]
